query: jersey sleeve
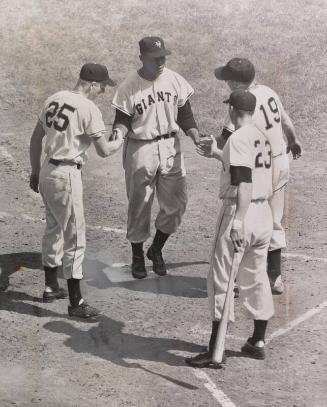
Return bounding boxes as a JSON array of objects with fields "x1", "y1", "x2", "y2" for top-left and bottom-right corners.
[
  {"x1": 111, "y1": 81, "x2": 134, "y2": 117},
  {"x1": 222, "y1": 113, "x2": 235, "y2": 133},
  {"x1": 38, "y1": 96, "x2": 52, "y2": 127},
  {"x1": 84, "y1": 102, "x2": 106, "y2": 138},
  {"x1": 174, "y1": 72, "x2": 194, "y2": 107},
  {"x1": 228, "y1": 132, "x2": 254, "y2": 169}
]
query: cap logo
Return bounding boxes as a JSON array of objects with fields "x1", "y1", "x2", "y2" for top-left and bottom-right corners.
[{"x1": 155, "y1": 41, "x2": 162, "y2": 48}]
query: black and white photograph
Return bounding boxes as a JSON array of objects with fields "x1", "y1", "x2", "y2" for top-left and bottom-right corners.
[{"x1": 0, "y1": 1, "x2": 326, "y2": 406}]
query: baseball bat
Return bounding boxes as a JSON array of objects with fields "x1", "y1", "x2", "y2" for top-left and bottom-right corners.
[{"x1": 212, "y1": 252, "x2": 240, "y2": 364}]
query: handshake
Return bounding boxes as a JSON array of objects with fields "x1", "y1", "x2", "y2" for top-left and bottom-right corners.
[{"x1": 196, "y1": 133, "x2": 223, "y2": 161}]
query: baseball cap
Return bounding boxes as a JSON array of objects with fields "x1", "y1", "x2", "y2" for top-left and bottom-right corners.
[
  {"x1": 80, "y1": 63, "x2": 116, "y2": 86},
  {"x1": 139, "y1": 36, "x2": 171, "y2": 58},
  {"x1": 224, "y1": 90, "x2": 256, "y2": 112},
  {"x1": 214, "y1": 58, "x2": 255, "y2": 83}
]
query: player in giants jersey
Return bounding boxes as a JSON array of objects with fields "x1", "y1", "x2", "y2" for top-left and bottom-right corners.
[
  {"x1": 186, "y1": 90, "x2": 274, "y2": 367},
  {"x1": 214, "y1": 58, "x2": 302, "y2": 294},
  {"x1": 111, "y1": 36, "x2": 201, "y2": 279},
  {"x1": 29, "y1": 63, "x2": 123, "y2": 318}
]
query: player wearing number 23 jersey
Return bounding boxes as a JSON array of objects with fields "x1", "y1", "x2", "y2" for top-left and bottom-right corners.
[{"x1": 186, "y1": 90, "x2": 274, "y2": 368}]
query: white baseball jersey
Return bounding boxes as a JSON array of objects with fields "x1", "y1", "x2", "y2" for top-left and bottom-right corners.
[
  {"x1": 111, "y1": 67, "x2": 194, "y2": 140},
  {"x1": 219, "y1": 124, "x2": 273, "y2": 200},
  {"x1": 39, "y1": 90, "x2": 105, "y2": 164},
  {"x1": 224, "y1": 84, "x2": 287, "y2": 157}
]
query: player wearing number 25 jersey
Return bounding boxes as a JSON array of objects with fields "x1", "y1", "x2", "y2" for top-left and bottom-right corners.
[
  {"x1": 29, "y1": 63, "x2": 123, "y2": 318},
  {"x1": 214, "y1": 58, "x2": 302, "y2": 294}
]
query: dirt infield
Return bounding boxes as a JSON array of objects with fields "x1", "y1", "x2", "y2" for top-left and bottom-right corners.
[{"x1": 1, "y1": 1, "x2": 327, "y2": 406}]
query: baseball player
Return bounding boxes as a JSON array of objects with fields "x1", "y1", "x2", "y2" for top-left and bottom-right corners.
[
  {"x1": 186, "y1": 90, "x2": 275, "y2": 368},
  {"x1": 214, "y1": 58, "x2": 302, "y2": 294},
  {"x1": 111, "y1": 36, "x2": 201, "y2": 279},
  {"x1": 29, "y1": 63, "x2": 123, "y2": 318}
]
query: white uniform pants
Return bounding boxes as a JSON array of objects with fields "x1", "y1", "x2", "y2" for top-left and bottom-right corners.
[
  {"x1": 207, "y1": 200, "x2": 274, "y2": 322},
  {"x1": 39, "y1": 161, "x2": 86, "y2": 279},
  {"x1": 269, "y1": 154, "x2": 289, "y2": 251},
  {"x1": 123, "y1": 135, "x2": 187, "y2": 243}
]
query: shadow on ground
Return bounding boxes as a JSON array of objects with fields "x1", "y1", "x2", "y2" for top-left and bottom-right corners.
[
  {"x1": 0, "y1": 252, "x2": 42, "y2": 291},
  {"x1": 44, "y1": 315, "x2": 204, "y2": 389},
  {"x1": 84, "y1": 257, "x2": 209, "y2": 298}
]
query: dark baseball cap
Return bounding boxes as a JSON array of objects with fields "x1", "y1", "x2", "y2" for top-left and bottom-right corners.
[
  {"x1": 224, "y1": 90, "x2": 256, "y2": 112},
  {"x1": 139, "y1": 36, "x2": 171, "y2": 58},
  {"x1": 80, "y1": 63, "x2": 116, "y2": 86},
  {"x1": 214, "y1": 58, "x2": 255, "y2": 83}
]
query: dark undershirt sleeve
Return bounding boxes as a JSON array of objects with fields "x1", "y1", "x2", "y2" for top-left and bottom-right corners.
[
  {"x1": 177, "y1": 100, "x2": 198, "y2": 131},
  {"x1": 113, "y1": 109, "x2": 132, "y2": 130},
  {"x1": 221, "y1": 127, "x2": 233, "y2": 141},
  {"x1": 230, "y1": 165, "x2": 252, "y2": 186}
]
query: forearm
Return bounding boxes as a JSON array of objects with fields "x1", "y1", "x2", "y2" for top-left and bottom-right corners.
[
  {"x1": 282, "y1": 112, "x2": 298, "y2": 145},
  {"x1": 234, "y1": 182, "x2": 252, "y2": 222},
  {"x1": 30, "y1": 122, "x2": 45, "y2": 173}
]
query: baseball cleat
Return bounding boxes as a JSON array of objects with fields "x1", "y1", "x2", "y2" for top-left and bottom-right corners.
[
  {"x1": 241, "y1": 338, "x2": 265, "y2": 360},
  {"x1": 185, "y1": 352, "x2": 225, "y2": 368},
  {"x1": 271, "y1": 275, "x2": 284, "y2": 295},
  {"x1": 43, "y1": 287, "x2": 67, "y2": 303},
  {"x1": 131, "y1": 255, "x2": 147, "y2": 279},
  {"x1": 68, "y1": 302, "x2": 100, "y2": 318},
  {"x1": 146, "y1": 245, "x2": 167, "y2": 276}
]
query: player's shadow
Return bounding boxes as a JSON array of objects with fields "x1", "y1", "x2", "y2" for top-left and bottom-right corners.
[
  {"x1": 44, "y1": 315, "x2": 203, "y2": 389},
  {"x1": 84, "y1": 258, "x2": 209, "y2": 298},
  {"x1": 0, "y1": 251, "x2": 42, "y2": 291}
]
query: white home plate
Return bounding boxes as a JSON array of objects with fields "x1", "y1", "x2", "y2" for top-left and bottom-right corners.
[{"x1": 85, "y1": 250, "x2": 157, "y2": 283}]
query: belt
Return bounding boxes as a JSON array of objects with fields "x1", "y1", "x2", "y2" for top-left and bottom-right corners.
[
  {"x1": 154, "y1": 131, "x2": 177, "y2": 141},
  {"x1": 49, "y1": 158, "x2": 82, "y2": 169}
]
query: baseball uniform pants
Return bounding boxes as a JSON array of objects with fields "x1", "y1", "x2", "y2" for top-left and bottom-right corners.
[
  {"x1": 207, "y1": 199, "x2": 274, "y2": 322},
  {"x1": 39, "y1": 160, "x2": 85, "y2": 280},
  {"x1": 123, "y1": 135, "x2": 187, "y2": 243},
  {"x1": 269, "y1": 153, "x2": 290, "y2": 251}
]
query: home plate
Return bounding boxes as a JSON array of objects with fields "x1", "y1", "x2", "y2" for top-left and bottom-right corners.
[{"x1": 86, "y1": 250, "x2": 157, "y2": 283}]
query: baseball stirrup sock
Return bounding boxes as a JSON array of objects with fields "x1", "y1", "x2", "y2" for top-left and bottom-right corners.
[
  {"x1": 252, "y1": 320, "x2": 268, "y2": 343},
  {"x1": 44, "y1": 266, "x2": 59, "y2": 291},
  {"x1": 67, "y1": 278, "x2": 82, "y2": 307},
  {"x1": 153, "y1": 229, "x2": 170, "y2": 251},
  {"x1": 208, "y1": 321, "x2": 220, "y2": 355},
  {"x1": 267, "y1": 249, "x2": 281, "y2": 280},
  {"x1": 131, "y1": 242, "x2": 144, "y2": 257}
]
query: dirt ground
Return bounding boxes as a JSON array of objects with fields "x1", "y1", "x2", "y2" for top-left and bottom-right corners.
[{"x1": 1, "y1": 1, "x2": 327, "y2": 406}]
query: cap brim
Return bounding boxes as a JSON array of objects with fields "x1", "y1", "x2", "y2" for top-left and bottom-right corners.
[
  {"x1": 104, "y1": 77, "x2": 117, "y2": 87},
  {"x1": 144, "y1": 49, "x2": 171, "y2": 58},
  {"x1": 214, "y1": 66, "x2": 231, "y2": 81}
]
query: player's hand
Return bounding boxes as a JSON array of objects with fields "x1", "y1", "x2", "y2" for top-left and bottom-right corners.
[
  {"x1": 196, "y1": 135, "x2": 218, "y2": 158},
  {"x1": 29, "y1": 173, "x2": 39, "y2": 193},
  {"x1": 230, "y1": 228, "x2": 244, "y2": 252},
  {"x1": 287, "y1": 141, "x2": 302, "y2": 160}
]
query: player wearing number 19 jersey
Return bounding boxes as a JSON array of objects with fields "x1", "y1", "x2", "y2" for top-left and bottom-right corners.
[
  {"x1": 29, "y1": 63, "x2": 122, "y2": 318},
  {"x1": 214, "y1": 58, "x2": 302, "y2": 294}
]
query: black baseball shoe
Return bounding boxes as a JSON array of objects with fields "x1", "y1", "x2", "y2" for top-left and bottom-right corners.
[
  {"x1": 185, "y1": 352, "x2": 225, "y2": 368},
  {"x1": 43, "y1": 287, "x2": 67, "y2": 303},
  {"x1": 131, "y1": 255, "x2": 147, "y2": 279},
  {"x1": 146, "y1": 245, "x2": 167, "y2": 276},
  {"x1": 241, "y1": 337, "x2": 266, "y2": 360},
  {"x1": 68, "y1": 302, "x2": 100, "y2": 318}
]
